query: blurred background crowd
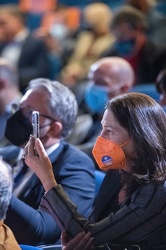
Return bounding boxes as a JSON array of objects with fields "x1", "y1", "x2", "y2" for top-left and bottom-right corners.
[
  {"x1": 0, "y1": 0, "x2": 166, "y2": 90},
  {"x1": 1, "y1": 0, "x2": 166, "y2": 160}
]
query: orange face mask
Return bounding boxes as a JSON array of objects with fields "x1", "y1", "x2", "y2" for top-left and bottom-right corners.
[{"x1": 92, "y1": 136, "x2": 130, "y2": 171}]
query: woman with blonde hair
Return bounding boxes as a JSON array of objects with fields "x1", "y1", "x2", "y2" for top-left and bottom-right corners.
[{"x1": 61, "y1": 3, "x2": 116, "y2": 87}]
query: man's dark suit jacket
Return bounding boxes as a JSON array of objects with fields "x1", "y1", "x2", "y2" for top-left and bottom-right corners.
[
  {"x1": 101, "y1": 40, "x2": 166, "y2": 85},
  {"x1": 3, "y1": 141, "x2": 95, "y2": 245},
  {"x1": 0, "y1": 34, "x2": 50, "y2": 93}
]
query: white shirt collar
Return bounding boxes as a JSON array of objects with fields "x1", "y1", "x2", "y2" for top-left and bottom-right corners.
[
  {"x1": 13, "y1": 28, "x2": 29, "y2": 43},
  {"x1": 46, "y1": 142, "x2": 60, "y2": 156},
  {"x1": 18, "y1": 142, "x2": 60, "y2": 161}
]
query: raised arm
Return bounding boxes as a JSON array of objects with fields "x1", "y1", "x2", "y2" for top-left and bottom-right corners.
[
  {"x1": 25, "y1": 136, "x2": 166, "y2": 248},
  {"x1": 24, "y1": 135, "x2": 57, "y2": 192}
]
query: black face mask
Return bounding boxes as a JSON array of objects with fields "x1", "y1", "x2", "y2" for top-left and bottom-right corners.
[{"x1": 5, "y1": 109, "x2": 33, "y2": 146}]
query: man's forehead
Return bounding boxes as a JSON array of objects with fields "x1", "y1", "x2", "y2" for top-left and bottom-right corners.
[
  {"x1": 21, "y1": 88, "x2": 46, "y2": 102},
  {"x1": 90, "y1": 63, "x2": 112, "y2": 78}
]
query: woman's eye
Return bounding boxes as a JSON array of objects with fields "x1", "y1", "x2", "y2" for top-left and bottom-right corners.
[{"x1": 106, "y1": 129, "x2": 112, "y2": 134}]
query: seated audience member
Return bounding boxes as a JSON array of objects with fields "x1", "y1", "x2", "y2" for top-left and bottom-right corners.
[
  {"x1": 1, "y1": 78, "x2": 95, "y2": 245},
  {"x1": 0, "y1": 5, "x2": 49, "y2": 93},
  {"x1": 0, "y1": 158, "x2": 21, "y2": 250},
  {"x1": 68, "y1": 57, "x2": 134, "y2": 162},
  {"x1": 38, "y1": 5, "x2": 80, "y2": 35},
  {"x1": 101, "y1": 5, "x2": 166, "y2": 85},
  {"x1": 19, "y1": 0, "x2": 57, "y2": 31},
  {"x1": 155, "y1": 69, "x2": 166, "y2": 109},
  {"x1": 126, "y1": 0, "x2": 166, "y2": 46},
  {"x1": 60, "y1": 3, "x2": 116, "y2": 87},
  {"x1": 0, "y1": 58, "x2": 22, "y2": 147},
  {"x1": 25, "y1": 92, "x2": 166, "y2": 249},
  {"x1": 34, "y1": 27, "x2": 64, "y2": 81}
]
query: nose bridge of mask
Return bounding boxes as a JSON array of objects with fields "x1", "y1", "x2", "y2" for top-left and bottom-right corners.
[
  {"x1": 97, "y1": 136, "x2": 130, "y2": 149},
  {"x1": 87, "y1": 83, "x2": 110, "y2": 96},
  {"x1": 92, "y1": 136, "x2": 127, "y2": 171}
]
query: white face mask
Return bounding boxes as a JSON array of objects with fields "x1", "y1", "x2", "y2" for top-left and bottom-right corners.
[{"x1": 49, "y1": 23, "x2": 68, "y2": 42}]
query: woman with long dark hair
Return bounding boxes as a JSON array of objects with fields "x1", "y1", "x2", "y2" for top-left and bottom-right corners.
[{"x1": 24, "y1": 92, "x2": 166, "y2": 249}]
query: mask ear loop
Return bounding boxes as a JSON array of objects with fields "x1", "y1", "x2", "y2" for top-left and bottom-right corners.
[
  {"x1": 119, "y1": 139, "x2": 131, "y2": 147},
  {"x1": 120, "y1": 139, "x2": 137, "y2": 161},
  {"x1": 130, "y1": 152, "x2": 137, "y2": 158},
  {"x1": 121, "y1": 139, "x2": 137, "y2": 160}
]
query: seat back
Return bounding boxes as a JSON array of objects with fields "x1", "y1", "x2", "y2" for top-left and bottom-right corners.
[
  {"x1": 131, "y1": 84, "x2": 160, "y2": 101},
  {"x1": 95, "y1": 170, "x2": 106, "y2": 196},
  {"x1": 20, "y1": 245, "x2": 41, "y2": 250}
]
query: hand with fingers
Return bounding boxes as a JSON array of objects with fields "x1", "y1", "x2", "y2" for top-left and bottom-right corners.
[
  {"x1": 61, "y1": 231, "x2": 94, "y2": 250},
  {"x1": 24, "y1": 135, "x2": 57, "y2": 192}
]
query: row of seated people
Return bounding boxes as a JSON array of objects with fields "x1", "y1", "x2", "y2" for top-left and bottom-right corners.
[
  {"x1": 0, "y1": 3, "x2": 166, "y2": 246},
  {"x1": 1, "y1": 1, "x2": 166, "y2": 95},
  {"x1": 3, "y1": 0, "x2": 166, "y2": 29},
  {"x1": 0, "y1": 53, "x2": 166, "y2": 248},
  {"x1": 44, "y1": 0, "x2": 166, "y2": 88},
  {"x1": 13, "y1": 89, "x2": 166, "y2": 249},
  {"x1": 1, "y1": 79, "x2": 165, "y2": 249}
]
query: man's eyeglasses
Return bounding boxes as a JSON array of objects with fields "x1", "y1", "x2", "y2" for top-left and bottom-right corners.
[{"x1": 11, "y1": 103, "x2": 56, "y2": 121}]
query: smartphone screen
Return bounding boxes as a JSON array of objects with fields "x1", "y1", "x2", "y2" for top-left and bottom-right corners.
[{"x1": 32, "y1": 111, "x2": 40, "y2": 139}]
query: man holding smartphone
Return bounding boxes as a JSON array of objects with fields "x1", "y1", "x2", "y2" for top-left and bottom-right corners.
[{"x1": 0, "y1": 78, "x2": 95, "y2": 246}]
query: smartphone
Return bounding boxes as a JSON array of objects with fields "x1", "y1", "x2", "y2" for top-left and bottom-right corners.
[{"x1": 32, "y1": 111, "x2": 40, "y2": 139}]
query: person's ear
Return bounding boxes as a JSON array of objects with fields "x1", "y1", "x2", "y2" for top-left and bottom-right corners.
[
  {"x1": 49, "y1": 121, "x2": 63, "y2": 138},
  {"x1": 121, "y1": 84, "x2": 130, "y2": 93}
]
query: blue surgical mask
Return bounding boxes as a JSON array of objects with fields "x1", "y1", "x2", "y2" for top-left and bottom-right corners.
[
  {"x1": 115, "y1": 39, "x2": 136, "y2": 56},
  {"x1": 84, "y1": 84, "x2": 109, "y2": 114}
]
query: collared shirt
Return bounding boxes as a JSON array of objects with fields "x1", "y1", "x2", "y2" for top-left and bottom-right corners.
[{"x1": 13, "y1": 142, "x2": 60, "y2": 197}]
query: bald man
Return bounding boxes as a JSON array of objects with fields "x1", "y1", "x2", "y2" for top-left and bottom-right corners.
[
  {"x1": 0, "y1": 58, "x2": 22, "y2": 147},
  {"x1": 0, "y1": 159, "x2": 21, "y2": 249},
  {"x1": 85, "y1": 56, "x2": 134, "y2": 113},
  {"x1": 61, "y1": 57, "x2": 135, "y2": 250},
  {"x1": 72, "y1": 57, "x2": 135, "y2": 157}
]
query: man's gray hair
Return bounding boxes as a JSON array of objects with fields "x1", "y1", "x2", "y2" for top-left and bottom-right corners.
[
  {"x1": 0, "y1": 159, "x2": 13, "y2": 220},
  {"x1": 28, "y1": 78, "x2": 78, "y2": 139}
]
